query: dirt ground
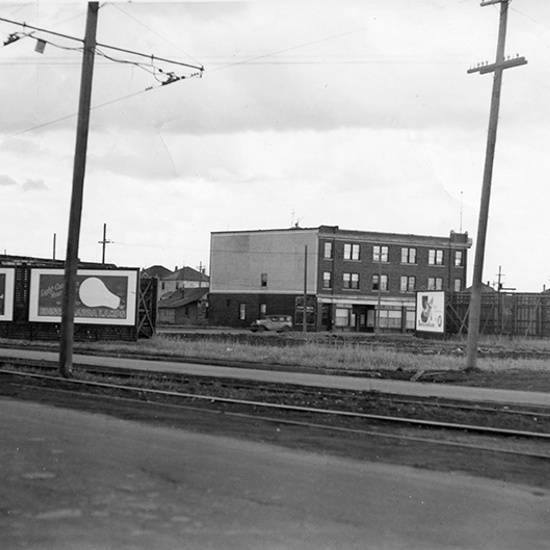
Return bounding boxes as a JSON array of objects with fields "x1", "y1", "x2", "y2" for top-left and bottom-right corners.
[
  {"x1": 2, "y1": 370, "x2": 549, "y2": 493},
  {"x1": 1, "y1": 334, "x2": 550, "y2": 492},
  {"x1": 353, "y1": 366, "x2": 550, "y2": 392}
]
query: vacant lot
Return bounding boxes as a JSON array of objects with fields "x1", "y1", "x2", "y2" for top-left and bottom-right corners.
[{"x1": 2, "y1": 331, "x2": 550, "y2": 391}]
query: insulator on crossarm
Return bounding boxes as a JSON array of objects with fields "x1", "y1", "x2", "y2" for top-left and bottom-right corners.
[{"x1": 3, "y1": 33, "x2": 21, "y2": 46}]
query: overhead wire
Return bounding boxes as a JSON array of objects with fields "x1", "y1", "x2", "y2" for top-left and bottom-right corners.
[
  {"x1": 107, "y1": 1, "x2": 203, "y2": 68},
  {"x1": 205, "y1": 25, "x2": 368, "y2": 75},
  {"x1": 0, "y1": 18, "x2": 370, "y2": 139},
  {"x1": 0, "y1": 10, "x2": 204, "y2": 138}
]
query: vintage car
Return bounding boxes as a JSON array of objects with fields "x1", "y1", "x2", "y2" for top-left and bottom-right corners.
[{"x1": 250, "y1": 315, "x2": 293, "y2": 332}]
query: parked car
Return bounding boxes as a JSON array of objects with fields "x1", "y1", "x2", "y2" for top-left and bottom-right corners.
[{"x1": 250, "y1": 315, "x2": 293, "y2": 332}]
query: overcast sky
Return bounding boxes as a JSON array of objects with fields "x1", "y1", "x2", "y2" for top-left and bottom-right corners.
[{"x1": 1, "y1": 0, "x2": 549, "y2": 290}]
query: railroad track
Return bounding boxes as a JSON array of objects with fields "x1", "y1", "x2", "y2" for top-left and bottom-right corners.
[
  {"x1": 2, "y1": 365, "x2": 549, "y2": 462},
  {"x1": 2, "y1": 356, "x2": 549, "y2": 429}
]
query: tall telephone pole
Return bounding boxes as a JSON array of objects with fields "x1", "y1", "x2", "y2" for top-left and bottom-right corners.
[
  {"x1": 303, "y1": 245, "x2": 308, "y2": 333},
  {"x1": 465, "y1": 0, "x2": 526, "y2": 371},
  {"x1": 1, "y1": 3, "x2": 204, "y2": 378},
  {"x1": 98, "y1": 222, "x2": 111, "y2": 264},
  {"x1": 59, "y1": 2, "x2": 99, "y2": 378}
]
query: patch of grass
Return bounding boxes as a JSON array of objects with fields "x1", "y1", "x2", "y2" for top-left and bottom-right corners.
[
  {"x1": 81, "y1": 335, "x2": 549, "y2": 373},
  {"x1": 3, "y1": 333, "x2": 550, "y2": 375}
]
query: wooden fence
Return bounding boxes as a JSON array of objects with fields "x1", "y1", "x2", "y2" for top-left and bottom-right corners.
[{"x1": 447, "y1": 291, "x2": 550, "y2": 338}]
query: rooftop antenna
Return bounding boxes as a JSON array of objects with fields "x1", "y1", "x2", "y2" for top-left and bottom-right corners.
[{"x1": 460, "y1": 191, "x2": 463, "y2": 233}]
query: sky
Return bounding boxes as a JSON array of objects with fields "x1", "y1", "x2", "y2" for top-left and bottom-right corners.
[{"x1": 0, "y1": 0, "x2": 549, "y2": 291}]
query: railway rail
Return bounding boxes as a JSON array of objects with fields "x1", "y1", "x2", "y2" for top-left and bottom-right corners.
[
  {"x1": 2, "y1": 356, "x2": 549, "y2": 426},
  {"x1": 2, "y1": 362, "x2": 550, "y2": 463}
]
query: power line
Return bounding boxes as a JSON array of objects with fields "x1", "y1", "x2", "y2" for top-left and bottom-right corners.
[
  {"x1": 206, "y1": 25, "x2": 368, "y2": 75},
  {"x1": 1, "y1": 20, "x2": 366, "y2": 139},
  {"x1": 0, "y1": 11, "x2": 204, "y2": 139},
  {"x1": 0, "y1": 14, "x2": 204, "y2": 71},
  {"x1": 108, "y1": 1, "x2": 203, "y2": 68}
]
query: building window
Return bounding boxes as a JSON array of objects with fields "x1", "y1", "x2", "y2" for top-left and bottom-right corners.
[
  {"x1": 335, "y1": 308, "x2": 351, "y2": 327},
  {"x1": 378, "y1": 308, "x2": 402, "y2": 329},
  {"x1": 239, "y1": 303, "x2": 246, "y2": 321},
  {"x1": 323, "y1": 271, "x2": 333, "y2": 289},
  {"x1": 454, "y1": 278, "x2": 463, "y2": 292},
  {"x1": 323, "y1": 242, "x2": 333, "y2": 259},
  {"x1": 401, "y1": 247, "x2": 416, "y2": 264},
  {"x1": 373, "y1": 245, "x2": 389, "y2": 262},
  {"x1": 428, "y1": 277, "x2": 443, "y2": 290},
  {"x1": 260, "y1": 303, "x2": 267, "y2": 318},
  {"x1": 344, "y1": 243, "x2": 360, "y2": 261},
  {"x1": 400, "y1": 276, "x2": 416, "y2": 293},
  {"x1": 405, "y1": 308, "x2": 416, "y2": 330},
  {"x1": 454, "y1": 250, "x2": 464, "y2": 267},
  {"x1": 428, "y1": 249, "x2": 444, "y2": 266},
  {"x1": 372, "y1": 274, "x2": 388, "y2": 291},
  {"x1": 260, "y1": 273, "x2": 267, "y2": 287},
  {"x1": 343, "y1": 272, "x2": 359, "y2": 289}
]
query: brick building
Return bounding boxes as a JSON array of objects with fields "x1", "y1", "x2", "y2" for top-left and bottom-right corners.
[{"x1": 209, "y1": 226, "x2": 471, "y2": 332}]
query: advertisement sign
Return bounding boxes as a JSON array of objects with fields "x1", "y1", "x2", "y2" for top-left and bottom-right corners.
[
  {"x1": 29, "y1": 269, "x2": 138, "y2": 326},
  {"x1": 415, "y1": 290, "x2": 445, "y2": 334},
  {"x1": 0, "y1": 268, "x2": 15, "y2": 321}
]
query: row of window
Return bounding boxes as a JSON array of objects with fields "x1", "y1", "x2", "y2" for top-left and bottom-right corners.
[
  {"x1": 324, "y1": 242, "x2": 464, "y2": 267},
  {"x1": 334, "y1": 306, "x2": 416, "y2": 329},
  {"x1": 259, "y1": 270, "x2": 462, "y2": 291},
  {"x1": 323, "y1": 272, "x2": 463, "y2": 292}
]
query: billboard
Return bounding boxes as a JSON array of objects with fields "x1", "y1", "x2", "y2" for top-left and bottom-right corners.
[
  {"x1": 415, "y1": 290, "x2": 445, "y2": 334},
  {"x1": 29, "y1": 269, "x2": 138, "y2": 326},
  {"x1": 0, "y1": 268, "x2": 15, "y2": 321}
]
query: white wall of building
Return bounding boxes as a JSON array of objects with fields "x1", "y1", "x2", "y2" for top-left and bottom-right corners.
[{"x1": 210, "y1": 229, "x2": 318, "y2": 294}]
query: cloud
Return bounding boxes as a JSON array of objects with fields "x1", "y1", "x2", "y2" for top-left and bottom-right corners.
[
  {"x1": 0, "y1": 174, "x2": 17, "y2": 187},
  {"x1": 0, "y1": 173, "x2": 47, "y2": 191},
  {"x1": 0, "y1": 1, "x2": 498, "y2": 137},
  {"x1": 21, "y1": 178, "x2": 48, "y2": 192}
]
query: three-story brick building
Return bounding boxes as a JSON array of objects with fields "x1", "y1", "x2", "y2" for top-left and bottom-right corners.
[{"x1": 209, "y1": 225, "x2": 471, "y2": 332}]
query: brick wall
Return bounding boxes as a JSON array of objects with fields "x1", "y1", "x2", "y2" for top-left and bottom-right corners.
[{"x1": 209, "y1": 293, "x2": 299, "y2": 328}]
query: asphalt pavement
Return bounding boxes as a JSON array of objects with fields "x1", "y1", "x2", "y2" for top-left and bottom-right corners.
[{"x1": 2, "y1": 398, "x2": 549, "y2": 550}]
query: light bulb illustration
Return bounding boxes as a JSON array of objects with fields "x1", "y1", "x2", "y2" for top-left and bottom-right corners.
[{"x1": 78, "y1": 277, "x2": 121, "y2": 310}]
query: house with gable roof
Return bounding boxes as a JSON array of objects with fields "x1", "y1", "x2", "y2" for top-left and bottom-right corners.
[{"x1": 157, "y1": 287, "x2": 209, "y2": 326}]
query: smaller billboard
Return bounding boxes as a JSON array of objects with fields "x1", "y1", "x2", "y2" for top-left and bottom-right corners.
[
  {"x1": 29, "y1": 269, "x2": 138, "y2": 326},
  {"x1": 0, "y1": 268, "x2": 15, "y2": 321},
  {"x1": 415, "y1": 290, "x2": 445, "y2": 334}
]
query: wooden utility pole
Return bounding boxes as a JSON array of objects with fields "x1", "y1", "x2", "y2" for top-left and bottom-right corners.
[
  {"x1": 303, "y1": 245, "x2": 308, "y2": 333},
  {"x1": 98, "y1": 222, "x2": 111, "y2": 264},
  {"x1": 59, "y1": 2, "x2": 99, "y2": 378},
  {"x1": 376, "y1": 254, "x2": 382, "y2": 334},
  {"x1": 197, "y1": 261, "x2": 204, "y2": 288},
  {"x1": 465, "y1": 0, "x2": 526, "y2": 371}
]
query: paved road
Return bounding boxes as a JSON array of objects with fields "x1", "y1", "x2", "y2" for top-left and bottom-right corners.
[
  {"x1": 1, "y1": 397, "x2": 549, "y2": 550},
  {"x1": 1, "y1": 346, "x2": 550, "y2": 407}
]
